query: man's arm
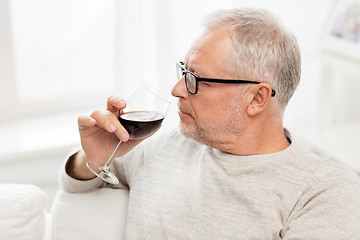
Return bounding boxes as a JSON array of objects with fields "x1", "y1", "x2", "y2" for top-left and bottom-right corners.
[
  {"x1": 59, "y1": 96, "x2": 144, "y2": 192},
  {"x1": 65, "y1": 150, "x2": 96, "y2": 180},
  {"x1": 59, "y1": 149, "x2": 105, "y2": 193}
]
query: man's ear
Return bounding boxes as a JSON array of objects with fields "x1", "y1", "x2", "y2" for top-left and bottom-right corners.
[{"x1": 247, "y1": 83, "x2": 273, "y2": 117}]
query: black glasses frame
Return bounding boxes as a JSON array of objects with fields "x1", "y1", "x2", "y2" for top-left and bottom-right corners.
[{"x1": 176, "y1": 61, "x2": 275, "y2": 97}]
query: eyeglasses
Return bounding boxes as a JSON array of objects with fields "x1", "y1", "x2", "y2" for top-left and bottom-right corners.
[{"x1": 176, "y1": 61, "x2": 276, "y2": 97}]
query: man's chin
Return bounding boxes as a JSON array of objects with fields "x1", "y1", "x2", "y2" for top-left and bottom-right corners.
[
  {"x1": 179, "y1": 123, "x2": 193, "y2": 138},
  {"x1": 179, "y1": 121, "x2": 234, "y2": 149},
  {"x1": 179, "y1": 123, "x2": 214, "y2": 147},
  {"x1": 179, "y1": 123, "x2": 202, "y2": 141}
]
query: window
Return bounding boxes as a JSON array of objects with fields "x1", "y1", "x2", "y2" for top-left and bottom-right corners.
[{"x1": 1, "y1": 0, "x2": 116, "y2": 121}]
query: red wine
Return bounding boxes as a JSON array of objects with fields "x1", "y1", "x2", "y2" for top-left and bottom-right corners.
[{"x1": 119, "y1": 111, "x2": 164, "y2": 140}]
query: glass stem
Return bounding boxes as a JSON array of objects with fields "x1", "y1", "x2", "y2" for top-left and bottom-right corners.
[{"x1": 103, "y1": 140, "x2": 122, "y2": 167}]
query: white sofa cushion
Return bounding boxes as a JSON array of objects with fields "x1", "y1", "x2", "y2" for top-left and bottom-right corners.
[
  {"x1": 0, "y1": 183, "x2": 47, "y2": 240},
  {"x1": 51, "y1": 188, "x2": 129, "y2": 240}
]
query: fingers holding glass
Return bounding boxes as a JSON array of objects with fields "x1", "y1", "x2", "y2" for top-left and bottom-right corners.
[
  {"x1": 107, "y1": 96, "x2": 127, "y2": 118},
  {"x1": 90, "y1": 110, "x2": 129, "y2": 142},
  {"x1": 85, "y1": 82, "x2": 171, "y2": 185},
  {"x1": 78, "y1": 115, "x2": 96, "y2": 130}
]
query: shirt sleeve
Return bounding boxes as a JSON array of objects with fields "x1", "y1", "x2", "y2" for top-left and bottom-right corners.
[
  {"x1": 281, "y1": 166, "x2": 360, "y2": 239},
  {"x1": 58, "y1": 148, "x2": 106, "y2": 193}
]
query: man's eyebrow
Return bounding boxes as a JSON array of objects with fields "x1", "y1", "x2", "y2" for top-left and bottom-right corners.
[{"x1": 186, "y1": 63, "x2": 207, "y2": 77}]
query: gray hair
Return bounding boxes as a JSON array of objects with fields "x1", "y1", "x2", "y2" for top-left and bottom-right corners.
[{"x1": 202, "y1": 8, "x2": 301, "y2": 109}]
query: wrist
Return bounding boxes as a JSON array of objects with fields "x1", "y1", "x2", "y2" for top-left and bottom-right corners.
[{"x1": 65, "y1": 150, "x2": 96, "y2": 180}]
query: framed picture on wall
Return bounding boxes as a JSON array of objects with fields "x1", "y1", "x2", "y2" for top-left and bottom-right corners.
[{"x1": 322, "y1": 0, "x2": 360, "y2": 61}]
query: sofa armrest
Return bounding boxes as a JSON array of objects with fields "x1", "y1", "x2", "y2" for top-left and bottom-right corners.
[
  {"x1": 0, "y1": 183, "x2": 47, "y2": 240},
  {"x1": 51, "y1": 188, "x2": 129, "y2": 240}
]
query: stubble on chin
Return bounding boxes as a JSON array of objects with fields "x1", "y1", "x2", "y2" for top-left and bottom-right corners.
[
  {"x1": 178, "y1": 96, "x2": 243, "y2": 148},
  {"x1": 179, "y1": 120, "x2": 234, "y2": 148}
]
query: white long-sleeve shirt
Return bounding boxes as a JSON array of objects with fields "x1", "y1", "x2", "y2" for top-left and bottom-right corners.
[{"x1": 60, "y1": 129, "x2": 360, "y2": 239}]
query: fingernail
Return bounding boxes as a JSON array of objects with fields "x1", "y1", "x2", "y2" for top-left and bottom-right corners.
[
  {"x1": 122, "y1": 133, "x2": 129, "y2": 142},
  {"x1": 89, "y1": 118, "x2": 96, "y2": 124},
  {"x1": 119, "y1": 100, "x2": 126, "y2": 107}
]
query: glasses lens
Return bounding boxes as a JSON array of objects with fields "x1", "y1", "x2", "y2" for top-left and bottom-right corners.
[
  {"x1": 176, "y1": 63, "x2": 184, "y2": 80},
  {"x1": 185, "y1": 72, "x2": 196, "y2": 94}
]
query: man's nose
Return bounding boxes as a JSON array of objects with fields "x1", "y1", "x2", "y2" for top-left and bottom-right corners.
[{"x1": 171, "y1": 77, "x2": 188, "y2": 98}]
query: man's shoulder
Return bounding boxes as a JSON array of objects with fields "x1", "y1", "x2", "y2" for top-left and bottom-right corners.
[{"x1": 289, "y1": 142, "x2": 360, "y2": 185}]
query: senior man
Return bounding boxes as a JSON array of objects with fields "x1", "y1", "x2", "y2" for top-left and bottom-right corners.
[{"x1": 61, "y1": 8, "x2": 360, "y2": 239}]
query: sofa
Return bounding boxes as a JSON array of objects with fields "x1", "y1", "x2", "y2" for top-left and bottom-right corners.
[{"x1": 0, "y1": 183, "x2": 129, "y2": 240}]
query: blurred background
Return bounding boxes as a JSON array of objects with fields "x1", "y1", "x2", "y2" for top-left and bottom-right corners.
[{"x1": 1, "y1": 0, "x2": 359, "y2": 209}]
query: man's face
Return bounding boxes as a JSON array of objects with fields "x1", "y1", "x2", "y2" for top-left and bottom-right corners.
[{"x1": 171, "y1": 27, "x2": 248, "y2": 148}]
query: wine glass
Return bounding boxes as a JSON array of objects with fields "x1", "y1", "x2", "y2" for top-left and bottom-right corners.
[{"x1": 86, "y1": 82, "x2": 171, "y2": 184}]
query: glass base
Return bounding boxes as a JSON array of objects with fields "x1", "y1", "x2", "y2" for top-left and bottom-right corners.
[{"x1": 86, "y1": 162, "x2": 119, "y2": 185}]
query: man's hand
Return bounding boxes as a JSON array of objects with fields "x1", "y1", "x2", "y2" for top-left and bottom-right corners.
[{"x1": 66, "y1": 96, "x2": 144, "y2": 180}]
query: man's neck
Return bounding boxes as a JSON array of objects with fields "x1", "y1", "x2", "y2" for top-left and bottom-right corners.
[{"x1": 213, "y1": 123, "x2": 290, "y2": 156}]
